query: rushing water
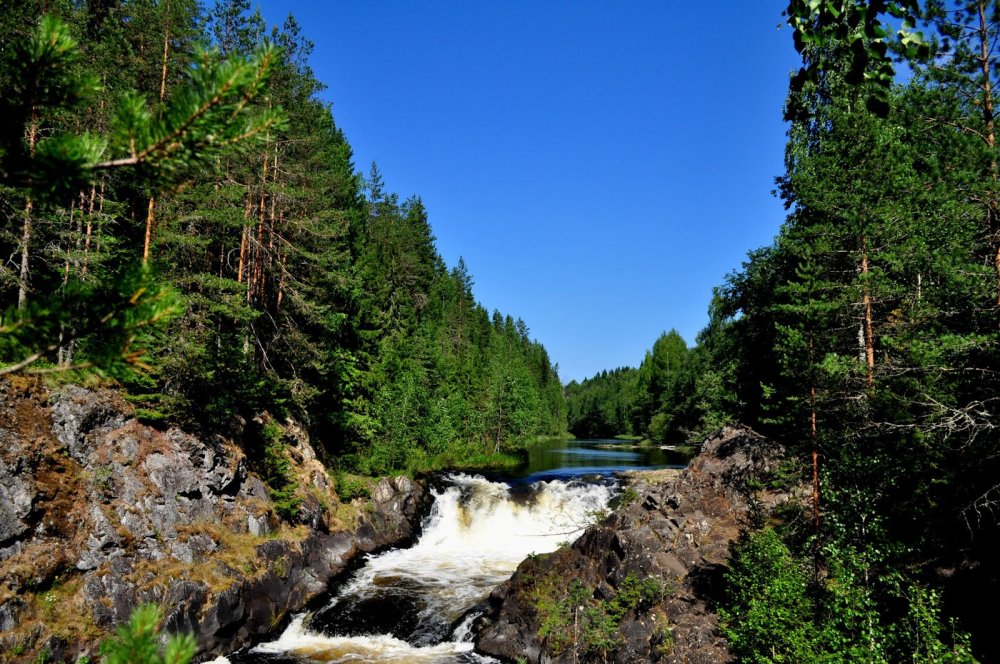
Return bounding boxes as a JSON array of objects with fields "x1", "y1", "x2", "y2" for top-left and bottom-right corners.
[{"x1": 219, "y1": 440, "x2": 682, "y2": 664}]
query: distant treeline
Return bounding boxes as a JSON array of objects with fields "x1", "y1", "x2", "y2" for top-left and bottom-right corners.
[{"x1": 565, "y1": 329, "x2": 724, "y2": 443}]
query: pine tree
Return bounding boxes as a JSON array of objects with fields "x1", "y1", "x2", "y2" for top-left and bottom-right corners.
[{"x1": 0, "y1": 13, "x2": 281, "y2": 376}]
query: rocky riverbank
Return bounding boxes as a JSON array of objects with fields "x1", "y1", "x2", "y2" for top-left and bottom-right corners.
[
  {"x1": 0, "y1": 378, "x2": 428, "y2": 662},
  {"x1": 475, "y1": 425, "x2": 797, "y2": 664}
]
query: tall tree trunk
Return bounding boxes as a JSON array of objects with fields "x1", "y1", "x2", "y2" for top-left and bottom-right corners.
[
  {"x1": 142, "y1": 196, "x2": 156, "y2": 263},
  {"x1": 977, "y1": 0, "x2": 1000, "y2": 309},
  {"x1": 251, "y1": 135, "x2": 270, "y2": 302},
  {"x1": 63, "y1": 196, "x2": 79, "y2": 287},
  {"x1": 238, "y1": 190, "x2": 251, "y2": 283},
  {"x1": 93, "y1": 176, "x2": 106, "y2": 264},
  {"x1": 159, "y1": 0, "x2": 171, "y2": 102},
  {"x1": 17, "y1": 116, "x2": 38, "y2": 309},
  {"x1": 809, "y1": 334, "x2": 820, "y2": 534},
  {"x1": 811, "y1": 392, "x2": 819, "y2": 529},
  {"x1": 143, "y1": 0, "x2": 171, "y2": 264},
  {"x1": 266, "y1": 147, "x2": 279, "y2": 298},
  {"x1": 861, "y1": 237, "x2": 875, "y2": 388},
  {"x1": 82, "y1": 181, "x2": 97, "y2": 275},
  {"x1": 276, "y1": 251, "x2": 286, "y2": 309}
]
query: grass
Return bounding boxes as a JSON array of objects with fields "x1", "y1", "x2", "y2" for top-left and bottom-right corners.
[
  {"x1": 6, "y1": 576, "x2": 102, "y2": 658},
  {"x1": 149, "y1": 519, "x2": 311, "y2": 593}
]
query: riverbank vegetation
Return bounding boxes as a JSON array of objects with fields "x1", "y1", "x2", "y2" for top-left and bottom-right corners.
[{"x1": 0, "y1": 0, "x2": 566, "y2": 487}]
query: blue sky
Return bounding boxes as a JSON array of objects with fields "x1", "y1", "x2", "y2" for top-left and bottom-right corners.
[{"x1": 255, "y1": 1, "x2": 802, "y2": 383}]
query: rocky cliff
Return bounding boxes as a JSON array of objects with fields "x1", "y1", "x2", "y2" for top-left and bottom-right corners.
[
  {"x1": 0, "y1": 378, "x2": 427, "y2": 662},
  {"x1": 475, "y1": 426, "x2": 795, "y2": 664}
]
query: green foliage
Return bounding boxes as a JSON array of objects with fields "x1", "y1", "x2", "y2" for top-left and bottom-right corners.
[
  {"x1": 784, "y1": 0, "x2": 927, "y2": 118},
  {"x1": 0, "y1": 14, "x2": 101, "y2": 202},
  {"x1": 610, "y1": 486, "x2": 639, "y2": 510},
  {"x1": 534, "y1": 572, "x2": 668, "y2": 660},
  {"x1": 0, "y1": 265, "x2": 181, "y2": 377},
  {"x1": 1, "y1": 14, "x2": 280, "y2": 203},
  {"x1": 334, "y1": 471, "x2": 371, "y2": 502},
  {"x1": 0, "y1": 3, "x2": 568, "y2": 509},
  {"x1": 901, "y1": 585, "x2": 977, "y2": 663},
  {"x1": 258, "y1": 419, "x2": 301, "y2": 521},
  {"x1": 0, "y1": 10, "x2": 280, "y2": 380},
  {"x1": 721, "y1": 528, "x2": 979, "y2": 663},
  {"x1": 99, "y1": 604, "x2": 195, "y2": 664},
  {"x1": 565, "y1": 366, "x2": 639, "y2": 439},
  {"x1": 675, "y1": 7, "x2": 1000, "y2": 657},
  {"x1": 566, "y1": 321, "x2": 738, "y2": 446},
  {"x1": 721, "y1": 529, "x2": 822, "y2": 663},
  {"x1": 110, "y1": 44, "x2": 284, "y2": 190}
]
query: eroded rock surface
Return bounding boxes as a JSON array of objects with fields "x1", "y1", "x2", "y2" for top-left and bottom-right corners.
[
  {"x1": 0, "y1": 379, "x2": 427, "y2": 662},
  {"x1": 475, "y1": 426, "x2": 792, "y2": 664}
]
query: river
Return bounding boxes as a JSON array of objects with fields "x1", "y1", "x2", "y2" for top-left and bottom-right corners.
[{"x1": 218, "y1": 439, "x2": 689, "y2": 664}]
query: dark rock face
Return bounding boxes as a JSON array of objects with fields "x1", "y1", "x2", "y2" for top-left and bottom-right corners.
[
  {"x1": 190, "y1": 474, "x2": 427, "y2": 658},
  {"x1": 0, "y1": 379, "x2": 427, "y2": 662},
  {"x1": 475, "y1": 426, "x2": 791, "y2": 664}
]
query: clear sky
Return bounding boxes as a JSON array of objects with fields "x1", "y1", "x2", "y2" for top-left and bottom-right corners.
[{"x1": 254, "y1": 1, "x2": 802, "y2": 383}]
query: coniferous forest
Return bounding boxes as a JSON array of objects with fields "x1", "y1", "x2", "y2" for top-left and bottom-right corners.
[
  {"x1": 0, "y1": 0, "x2": 566, "y2": 478},
  {"x1": 4, "y1": 0, "x2": 1000, "y2": 662}
]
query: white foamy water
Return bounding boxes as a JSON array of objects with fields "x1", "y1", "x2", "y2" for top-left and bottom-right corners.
[
  {"x1": 244, "y1": 473, "x2": 613, "y2": 663},
  {"x1": 252, "y1": 615, "x2": 481, "y2": 663}
]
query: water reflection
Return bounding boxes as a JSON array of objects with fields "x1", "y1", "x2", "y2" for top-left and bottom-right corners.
[{"x1": 490, "y1": 438, "x2": 692, "y2": 484}]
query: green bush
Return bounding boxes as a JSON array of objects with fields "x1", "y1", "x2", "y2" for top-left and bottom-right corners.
[
  {"x1": 260, "y1": 420, "x2": 301, "y2": 521},
  {"x1": 335, "y1": 470, "x2": 371, "y2": 501},
  {"x1": 535, "y1": 572, "x2": 670, "y2": 660},
  {"x1": 900, "y1": 585, "x2": 977, "y2": 663},
  {"x1": 720, "y1": 528, "x2": 820, "y2": 663},
  {"x1": 720, "y1": 528, "x2": 979, "y2": 663}
]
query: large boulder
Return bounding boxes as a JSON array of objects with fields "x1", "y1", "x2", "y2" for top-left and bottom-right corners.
[{"x1": 475, "y1": 425, "x2": 794, "y2": 664}]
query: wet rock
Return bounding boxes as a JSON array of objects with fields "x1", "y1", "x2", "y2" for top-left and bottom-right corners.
[{"x1": 312, "y1": 591, "x2": 425, "y2": 642}]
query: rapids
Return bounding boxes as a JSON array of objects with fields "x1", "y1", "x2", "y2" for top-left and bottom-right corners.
[{"x1": 227, "y1": 473, "x2": 614, "y2": 664}]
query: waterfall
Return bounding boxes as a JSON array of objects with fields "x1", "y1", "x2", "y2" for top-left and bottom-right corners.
[{"x1": 235, "y1": 473, "x2": 613, "y2": 664}]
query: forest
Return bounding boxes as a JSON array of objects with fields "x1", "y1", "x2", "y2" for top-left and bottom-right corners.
[
  {"x1": 4, "y1": 0, "x2": 1000, "y2": 662},
  {"x1": 565, "y1": 1, "x2": 1000, "y2": 661},
  {"x1": 0, "y1": 0, "x2": 566, "y2": 484}
]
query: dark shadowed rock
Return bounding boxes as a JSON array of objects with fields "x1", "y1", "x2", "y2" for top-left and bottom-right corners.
[{"x1": 311, "y1": 591, "x2": 425, "y2": 640}]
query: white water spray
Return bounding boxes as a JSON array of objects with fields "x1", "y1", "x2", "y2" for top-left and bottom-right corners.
[{"x1": 246, "y1": 473, "x2": 613, "y2": 663}]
